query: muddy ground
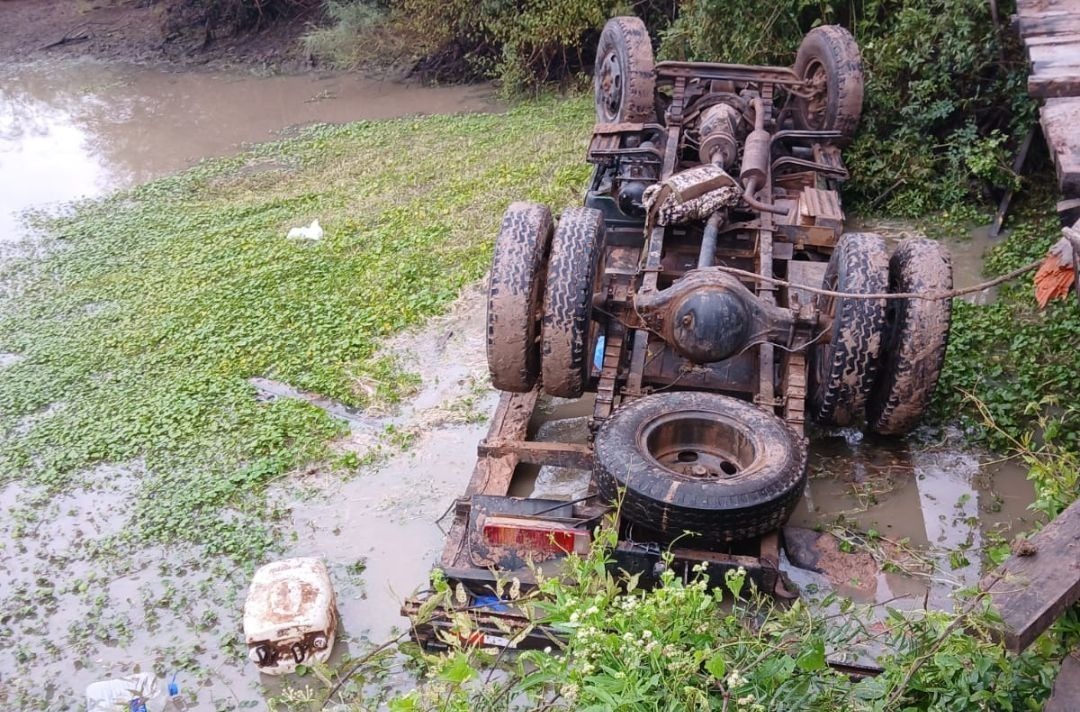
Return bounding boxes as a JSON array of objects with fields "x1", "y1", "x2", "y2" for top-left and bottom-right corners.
[{"x1": 0, "y1": 0, "x2": 320, "y2": 71}]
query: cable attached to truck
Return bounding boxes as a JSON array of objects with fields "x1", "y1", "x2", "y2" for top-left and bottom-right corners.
[{"x1": 711, "y1": 258, "x2": 1045, "y2": 301}]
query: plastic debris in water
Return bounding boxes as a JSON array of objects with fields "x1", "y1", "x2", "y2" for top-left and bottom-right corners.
[
  {"x1": 85, "y1": 673, "x2": 160, "y2": 712},
  {"x1": 287, "y1": 219, "x2": 324, "y2": 241},
  {"x1": 243, "y1": 557, "x2": 339, "y2": 676}
]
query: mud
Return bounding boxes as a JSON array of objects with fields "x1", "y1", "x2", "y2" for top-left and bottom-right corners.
[
  {"x1": 0, "y1": 0, "x2": 317, "y2": 70},
  {"x1": 788, "y1": 427, "x2": 1037, "y2": 609},
  {"x1": 0, "y1": 60, "x2": 496, "y2": 242},
  {"x1": 280, "y1": 285, "x2": 498, "y2": 649},
  {"x1": 0, "y1": 465, "x2": 246, "y2": 708}
]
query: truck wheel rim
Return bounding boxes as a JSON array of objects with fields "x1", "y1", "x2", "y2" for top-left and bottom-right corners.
[
  {"x1": 637, "y1": 411, "x2": 760, "y2": 482},
  {"x1": 598, "y1": 51, "x2": 623, "y2": 121}
]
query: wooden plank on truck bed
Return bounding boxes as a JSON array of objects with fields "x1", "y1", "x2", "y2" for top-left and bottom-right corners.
[
  {"x1": 1040, "y1": 98, "x2": 1080, "y2": 193},
  {"x1": 982, "y1": 496, "x2": 1080, "y2": 652}
]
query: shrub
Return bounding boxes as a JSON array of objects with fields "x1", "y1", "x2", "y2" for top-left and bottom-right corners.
[
  {"x1": 164, "y1": 0, "x2": 321, "y2": 42},
  {"x1": 662, "y1": 0, "x2": 1036, "y2": 214},
  {"x1": 301, "y1": 0, "x2": 399, "y2": 69},
  {"x1": 309, "y1": 0, "x2": 1036, "y2": 213}
]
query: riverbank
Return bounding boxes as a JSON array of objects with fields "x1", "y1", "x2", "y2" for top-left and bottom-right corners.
[{"x1": 0, "y1": 0, "x2": 319, "y2": 71}]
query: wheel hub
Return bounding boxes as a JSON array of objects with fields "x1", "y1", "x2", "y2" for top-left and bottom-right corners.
[
  {"x1": 599, "y1": 51, "x2": 623, "y2": 121},
  {"x1": 804, "y1": 60, "x2": 829, "y2": 127},
  {"x1": 642, "y1": 412, "x2": 758, "y2": 481}
]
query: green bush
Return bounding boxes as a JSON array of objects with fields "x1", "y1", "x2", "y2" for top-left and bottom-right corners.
[
  {"x1": 309, "y1": 0, "x2": 1035, "y2": 214},
  {"x1": 278, "y1": 519, "x2": 1065, "y2": 710},
  {"x1": 663, "y1": 0, "x2": 1035, "y2": 214},
  {"x1": 302, "y1": 0, "x2": 395, "y2": 68}
]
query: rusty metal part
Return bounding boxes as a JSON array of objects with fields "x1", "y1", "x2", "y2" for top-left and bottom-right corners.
[
  {"x1": 698, "y1": 212, "x2": 723, "y2": 269},
  {"x1": 655, "y1": 60, "x2": 804, "y2": 87},
  {"x1": 635, "y1": 269, "x2": 804, "y2": 364},
  {"x1": 740, "y1": 130, "x2": 771, "y2": 184},
  {"x1": 478, "y1": 439, "x2": 593, "y2": 470},
  {"x1": 698, "y1": 102, "x2": 741, "y2": 167},
  {"x1": 743, "y1": 175, "x2": 789, "y2": 215},
  {"x1": 739, "y1": 97, "x2": 770, "y2": 185}
]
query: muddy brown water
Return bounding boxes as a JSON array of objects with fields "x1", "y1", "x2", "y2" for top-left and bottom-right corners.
[
  {"x1": 0, "y1": 61, "x2": 1036, "y2": 708},
  {"x1": 0, "y1": 60, "x2": 496, "y2": 243}
]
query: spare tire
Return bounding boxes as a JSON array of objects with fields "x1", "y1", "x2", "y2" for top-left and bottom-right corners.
[
  {"x1": 594, "y1": 16, "x2": 656, "y2": 123},
  {"x1": 809, "y1": 233, "x2": 888, "y2": 427},
  {"x1": 486, "y1": 202, "x2": 553, "y2": 392},
  {"x1": 792, "y1": 25, "x2": 864, "y2": 139},
  {"x1": 867, "y1": 238, "x2": 953, "y2": 435},
  {"x1": 594, "y1": 391, "x2": 807, "y2": 544}
]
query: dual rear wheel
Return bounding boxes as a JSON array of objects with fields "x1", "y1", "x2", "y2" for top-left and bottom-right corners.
[
  {"x1": 809, "y1": 233, "x2": 953, "y2": 435},
  {"x1": 485, "y1": 203, "x2": 605, "y2": 398}
]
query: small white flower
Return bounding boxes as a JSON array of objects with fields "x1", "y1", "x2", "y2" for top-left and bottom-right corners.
[
  {"x1": 543, "y1": 646, "x2": 552, "y2": 654},
  {"x1": 642, "y1": 630, "x2": 652, "y2": 639}
]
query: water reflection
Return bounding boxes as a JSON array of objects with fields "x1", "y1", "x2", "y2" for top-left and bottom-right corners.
[
  {"x1": 0, "y1": 60, "x2": 496, "y2": 242},
  {"x1": 790, "y1": 428, "x2": 1037, "y2": 609}
]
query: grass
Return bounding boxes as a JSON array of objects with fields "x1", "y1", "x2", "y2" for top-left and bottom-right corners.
[
  {"x1": 0, "y1": 96, "x2": 594, "y2": 563},
  {"x1": 933, "y1": 183, "x2": 1080, "y2": 451}
]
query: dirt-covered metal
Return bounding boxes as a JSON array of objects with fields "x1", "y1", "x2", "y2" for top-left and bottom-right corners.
[{"x1": 414, "y1": 18, "x2": 954, "y2": 640}]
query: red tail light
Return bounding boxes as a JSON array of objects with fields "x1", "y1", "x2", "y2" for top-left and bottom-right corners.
[{"x1": 481, "y1": 516, "x2": 591, "y2": 556}]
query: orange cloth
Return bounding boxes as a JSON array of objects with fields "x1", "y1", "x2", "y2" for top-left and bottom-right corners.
[
  {"x1": 1033, "y1": 235, "x2": 1077, "y2": 308},
  {"x1": 1034, "y1": 260, "x2": 1075, "y2": 308}
]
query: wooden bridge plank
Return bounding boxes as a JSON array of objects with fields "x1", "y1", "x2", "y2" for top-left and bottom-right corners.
[
  {"x1": 1040, "y1": 98, "x2": 1080, "y2": 194},
  {"x1": 1025, "y1": 33, "x2": 1080, "y2": 47},
  {"x1": 1029, "y1": 43, "x2": 1080, "y2": 68},
  {"x1": 983, "y1": 497, "x2": 1080, "y2": 651},
  {"x1": 1031, "y1": 71, "x2": 1080, "y2": 99},
  {"x1": 1017, "y1": 0, "x2": 1079, "y2": 11},
  {"x1": 1046, "y1": 651, "x2": 1080, "y2": 712},
  {"x1": 1019, "y1": 14, "x2": 1080, "y2": 38}
]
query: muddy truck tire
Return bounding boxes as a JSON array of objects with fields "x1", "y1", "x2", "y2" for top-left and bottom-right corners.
[
  {"x1": 809, "y1": 232, "x2": 889, "y2": 426},
  {"x1": 792, "y1": 25, "x2": 864, "y2": 139},
  {"x1": 594, "y1": 16, "x2": 656, "y2": 123},
  {"x1": 594, "y1": 391, "x2": 807, "y2": 544},
  {"x1": 486, "y1": 202, "x2": 553, "y2": 392},
  {"x1": 867, "y1": 238, "x2": 953, "y2": 435},
  {"x1": 541, "y1": 207, "x2": 605, "y2": 398}
]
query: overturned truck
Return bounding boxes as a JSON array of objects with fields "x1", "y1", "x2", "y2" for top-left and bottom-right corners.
[{"x1": 406, "y1": 17, "x2": 953, "y2": 646}]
